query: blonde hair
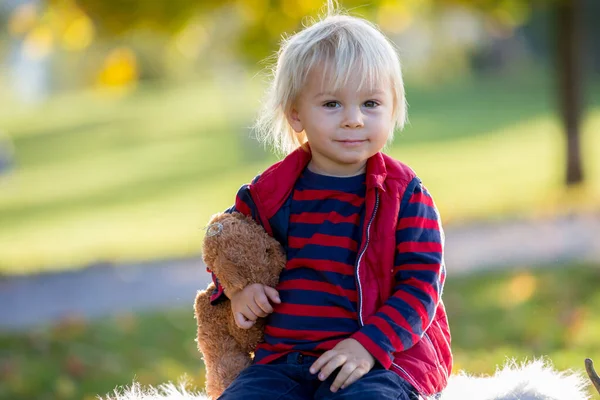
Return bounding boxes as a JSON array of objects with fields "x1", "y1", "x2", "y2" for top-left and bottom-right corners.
[{"x1": 254, "y1": 1, "x2": 407, "y2": 155}]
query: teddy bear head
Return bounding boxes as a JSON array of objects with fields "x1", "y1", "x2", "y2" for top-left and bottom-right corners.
[{"x1": 202, "y1": 212, "x2": 286, "y2": 295}]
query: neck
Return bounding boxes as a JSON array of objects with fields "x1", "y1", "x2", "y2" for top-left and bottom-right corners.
[{"x1": 306, "y1": 160, "x2": 366, "y2": 177}]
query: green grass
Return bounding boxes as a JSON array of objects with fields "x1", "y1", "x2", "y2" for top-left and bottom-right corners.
[
  {"x1": 1, "y1": 264, "x2": 599, "y2": 399},
  {"x1": 446, "y1": 265, "x2": 600, "y2": 375},
  {"x1": 1, "y1": 73, "x2": 600, "y2": 274},
  {"x1": 0, "y1": 310, "x2": 204, "y2": 400}
]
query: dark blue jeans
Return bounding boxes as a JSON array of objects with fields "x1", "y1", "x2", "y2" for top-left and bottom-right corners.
[{"x1": 218, "y1": 352, "x2": 419, "y2": 400}]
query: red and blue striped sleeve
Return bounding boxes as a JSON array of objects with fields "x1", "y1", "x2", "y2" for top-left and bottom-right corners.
[
  {"x1": 208, "y1": 180, "x2": 259, "y2": 304},
  {"x1": 351, "y1": 178, "x2": 445, "y2": 368}
]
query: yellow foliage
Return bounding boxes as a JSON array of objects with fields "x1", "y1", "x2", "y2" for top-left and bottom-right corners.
[
  {"x1": 175, "y1": 21, "x2": 208, "y2": 59},
  {"x1": 376, "y1": 0, "x2": 413, "y2": 34},
  {"x1": 500, "y1": 272, "x2": 537, "y2": 308},
  {"x1": 291, "y1": 0, "x2": 324, "y2": 17},
  {"x1": 492, "y1": 0, "x2": 530, "y2": 27},
  {"x1": 62, "y1": 14, "x2": 95, "y2": 51},
  {"x1": 97, "y1": 48, "x2": 139, "y2": 89},
  {"x1": 236, "y1": 0, "x2": 269, "y2": 23},
  {"x1": 265, "y1": 10, "x2": 293, "y2": 38},
  {"x1": 9, "y1": 0, "x2": 95, "y2": 57}
]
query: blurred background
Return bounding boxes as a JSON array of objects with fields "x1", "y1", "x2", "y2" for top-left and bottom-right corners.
[{"x1": 0, "y1": 0, "x2": 599, "y2": 399}]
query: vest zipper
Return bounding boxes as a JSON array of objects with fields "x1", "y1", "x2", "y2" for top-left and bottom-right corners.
[
  {"x1": 355, "y1": 188, "x2": 379, "y2": 326},
  {"x1": 391, "y1": 363, "x2": 426, "y2": 398},
  {"x1": 354, "y1": 189, "x2": 433, "y2": 398}
]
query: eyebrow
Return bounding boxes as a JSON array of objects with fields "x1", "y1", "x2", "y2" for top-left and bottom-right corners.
[
  {"x1": 313, "y1": 90, "x2": 386, "y2": 99},
  {"x1": 314, "y1": 91, "x2": 335, "y2": 99}
]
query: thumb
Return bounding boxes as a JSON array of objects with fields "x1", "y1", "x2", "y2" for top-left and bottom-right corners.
[
  {"x1": 235, "y1": 312, "x2": 255, "y2": 329},
  {"x1": 264, "y1": 286, "x2": 281, "y2": 304}
]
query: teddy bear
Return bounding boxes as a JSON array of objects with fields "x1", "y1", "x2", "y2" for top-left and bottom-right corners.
[{"x1": 193, "y1": 211, "x2": 286, "y2": 399}]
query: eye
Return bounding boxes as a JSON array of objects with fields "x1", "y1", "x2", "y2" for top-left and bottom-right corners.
[
  {"x1": 205, "y1": 223, "x2": 223, "y2": 237},
  {"x1": 323, "y1": 101, "x2": 340, "y2": 108},
  {"x1": 364, "y1": 100, "x2": 379, "y2": 108}
]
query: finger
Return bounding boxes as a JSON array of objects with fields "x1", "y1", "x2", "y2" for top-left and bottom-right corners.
[
  {"x1": 330, "y1": 363, "x2": 356, "y2": 393},
  {"x1": 317, "y1": 354, "x2": 347, "y2": 382},
  {"x1": 264, "y1": 286, "x2": 281, "y2": 304},
  {"x1": 240, "y1": 305, "x2": 258, "y2": 322},
  {"x1": 234, "y1": 312, "x2": 255, "y2": 329},
  {"x1": 254, "y1": 292, "x2": 273, "y2": 314},
  {"x1": 247, "y1": 302, "x2": 266, "y2": 318},
  {"x1": 338, "y1": 366, "x2": 366, "y2": 391},
  {"x1": 310, "y1": 351, "x2": 336, "y2": 375}
]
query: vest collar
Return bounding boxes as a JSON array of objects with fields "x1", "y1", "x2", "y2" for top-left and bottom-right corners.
[{"x1": 252, "y1": 144, "x2": 387, "y2": 221}]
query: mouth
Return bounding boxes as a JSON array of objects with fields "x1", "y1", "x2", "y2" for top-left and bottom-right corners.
[{"x1": 336, "y1": 139, "x2": 367, "y2": 145}]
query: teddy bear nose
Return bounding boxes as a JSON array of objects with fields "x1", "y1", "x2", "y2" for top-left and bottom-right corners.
[{"x1": 206, "y1": 222, "x2": 224, "y2": 237}]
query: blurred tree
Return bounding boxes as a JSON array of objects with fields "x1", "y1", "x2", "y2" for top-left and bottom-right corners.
[
  {"x1": 68, "y1": 0, "x2": 207, "y2": 35},
  {"x1": 555, "y1": 0, "x2": 584, "y2": 185},
  {"x1": 448, "y1": 0, "x2": 586, "y2": 185}
]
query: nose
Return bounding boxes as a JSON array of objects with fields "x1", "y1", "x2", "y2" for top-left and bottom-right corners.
[{"x1": 342, "y1": 106, "x2": 364, "y2": 129}]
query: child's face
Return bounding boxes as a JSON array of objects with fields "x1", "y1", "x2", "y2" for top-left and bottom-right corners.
[{"x1": 287, "y1": 66, "x2": 394, "y2": 176}]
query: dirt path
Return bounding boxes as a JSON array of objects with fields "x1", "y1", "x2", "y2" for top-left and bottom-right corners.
[{"x1": 1, "y1": 213, "x2": 599, "y2": 332}]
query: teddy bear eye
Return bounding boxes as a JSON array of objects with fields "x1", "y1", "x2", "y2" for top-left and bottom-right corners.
[{"x1": 206, "y1": 223, "x2": 223, "y2": 237}]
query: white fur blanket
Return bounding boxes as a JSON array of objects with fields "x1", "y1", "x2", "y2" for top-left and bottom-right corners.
[
  {"x1": 100, "y1": 359, "x2": 594, "y2": 400},
  {"x1": 439, "y1": 359, "x2": 591, "y2": 400}
]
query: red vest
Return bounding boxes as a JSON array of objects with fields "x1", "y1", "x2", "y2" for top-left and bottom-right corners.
[{"x1": 239, "y1": 146, "x2": 452, "y2": 396}]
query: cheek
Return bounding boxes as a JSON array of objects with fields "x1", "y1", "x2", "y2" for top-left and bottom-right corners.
[
  {"x1": 309, "y1": 109, "x2": 331, "y2": 124},
  {"x1": 371, "y1": 120, "x2": 393, "y2": 143},
  {"x1": 305, "y1": 112, "x2": 333, "y2": 132},
  {"x1": 369, "y1": 115, "x2": 389, "y2": 130}
]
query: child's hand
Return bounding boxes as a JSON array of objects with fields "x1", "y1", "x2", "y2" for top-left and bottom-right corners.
[
  {"x1": 229, "y1": 283, "x2": 280, "y2": 329},
  {"x1": 309, "y1": 338, "x2": 375, "y2": 393}
]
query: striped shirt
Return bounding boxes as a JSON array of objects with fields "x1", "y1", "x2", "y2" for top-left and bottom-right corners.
[{"x1": 254, "y1": 168, "x2": 365, "y2": 364}]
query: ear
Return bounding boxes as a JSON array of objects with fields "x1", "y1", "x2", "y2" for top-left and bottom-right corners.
[{"x1": 286, "y1": 106, "x2": 304, "y2": 133}]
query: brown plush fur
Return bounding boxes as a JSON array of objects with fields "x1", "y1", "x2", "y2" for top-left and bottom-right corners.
[{"x1": 194, "y1": 212, "x2": 286, "y2": 399}]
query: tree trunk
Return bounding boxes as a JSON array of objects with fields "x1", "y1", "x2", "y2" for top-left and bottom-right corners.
[{"x1": 556, "y1": 0, "x2": 584, "y2": 185}]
